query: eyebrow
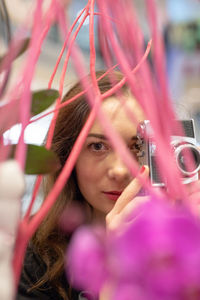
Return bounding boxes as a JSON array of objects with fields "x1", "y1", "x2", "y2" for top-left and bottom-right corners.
[
  {"x1": 87, "y1": 133, "x2": 138, "y2": 141},
  {"x1": 87, "y1": 133, "x2": 107, "y2": 140},
  {"x1": 131, "y1": 136, "x2": 138, "y2": 141}
]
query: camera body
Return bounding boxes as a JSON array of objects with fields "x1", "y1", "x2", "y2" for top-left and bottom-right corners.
[{"x1": 136, "y1": 120, "x2": 200, "y2": 187}]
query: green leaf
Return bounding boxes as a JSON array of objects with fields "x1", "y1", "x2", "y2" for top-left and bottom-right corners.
[
  {"x1": 0, "y1": 37, "x2": 30, "y2": 67},
  {"x1": 31, "y1": 89, "x2": 59, "y2": 116},
  {"x1": 25, "y1": 144, "x2": 61, "y2": 174},
  {"x1": 0, "y1": 89, "x2": 59, "y2": 135},
  {"x1": 1, "y1": 144, "x2": 61, "y2": 174}
]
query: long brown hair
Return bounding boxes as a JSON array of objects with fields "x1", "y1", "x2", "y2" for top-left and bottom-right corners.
[{"x1": 31, "y1": 70, "x2": 127, "y2": 299}]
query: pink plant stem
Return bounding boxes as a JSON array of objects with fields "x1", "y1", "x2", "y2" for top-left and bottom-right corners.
[
  {"x1": 146, "y1": 0, "x2": 188, "y2": 156},
  {"x1": 14, "y1": 0, "x2": 61, "y2": 162},
  {"x1": 28, "y1": 38, "x2": 151, "y2": 127},
  {"x1": 15, "y1": 0, "x2": 50, "y2": 169},
  {"x1": 89, "y1": 0, "x2": 97, "y2": 84},
  {"x1": 24, "y1": 66, "x2": 119, "y2": 222},
  {"x1": 23, "y1": 0, "x2": 75, "y2": 222},
  {"x1": 14, "y1": 108, "x2": 97, "y2": 284},
  {"x1": 76, "y1": 0, "x2": 152, "y2": 186},
  {"x1": 27, "y1": 65, "x2": 118, "y2": 219},
  {"x1": 13, "y1": 0, "x2": 190, "y2": 288},
  {"x1": 24, "y1": 34, "x2": 153, "y2": 272},
  {"x1": 98, "y1": 0, "x2": 187, "y2": 201},
  {"x1": 88, "y1": 0, "x2": 142, "y2": 174},
  {"x1": 55, "y1": 0, "x2": 69, "y2": 36},
  {"x1": 146, "y1": 0, "x2": 176, "y2": 134},
  {"x1": 59, "y1": 7, "x2": 90, "y2": 96},
  {"x1": 46, "y1": 5, "x2": 90, "y2": 150},
  {"x1": 98, "y1": 18, "x2": 113, "y2": 69},
  {"x1": 146, "y1": 0, "x2": 169, "y2": 100},
  {"x1": 0, "y1": 35, "x2": 28, "y2": 77},
  {"x1": 113, "y1": 0, "x2": 170, "y2": 137},
  {"x1": 144, "y1": 0, "x2": 188, "y2": 199},
  {"x1": 13, "y1": 0, "x2": 45, "y2": 284},
  {"x1": 28, "y1": 63, "x2": 119, "y2": 125},
  {"x1": 89, "y1": 0, "x2": 103, "y2": 112},
  {"x1": 14, "y1": 0, "x2": 41, "y2": 169},
  {"x1": 70, "y1": 38, "x2": 152, "y2": 194},
  {"x1": 27, "y1": 40, "x2": 151, "y2": 214},
  {"x1": 102, "y1": 40, "x2": 152, "y2": 99},
  {"x1": 18, "y1": 0, "x2": 78, "y2": 222},
  {"x1": 111, "y1": 0, "x2": 164, "y2": 128},
  {"x1": 108, "y1": 0, "x2": 159, "y2": 127},
  {"x1": 48, "y1": 5, "x2": 88, "y2": 88},
  {"x1": 93, "y1": 12, "x2": 119, "y2": 24},
  {"x1": 13, "y1": 0, "x2": 69, "y2": 284},
  {"x1": 97, "y1": 0, "x2": 157, "y2": 129}
]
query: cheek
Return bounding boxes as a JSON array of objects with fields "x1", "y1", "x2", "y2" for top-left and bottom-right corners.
[
  {"x1": 76, "y1": 166, "x2": 96, "y2": 207},
  {"x1": 77, "y1": 168, "x2": 91, "y2": 187},
  {"x1": 76, "y1": 154, "x2": 103, "y2": 182},
  {"x1": 76, "y1": 160, "x2": 95, "y2": 193},
  {"x1": 76, "y1": 158, "x2": 104, "y2": 197}
]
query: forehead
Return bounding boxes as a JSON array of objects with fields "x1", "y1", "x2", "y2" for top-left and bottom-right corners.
[{"x1": 90, "y1": 94, "x2": 145, "y2": 136}]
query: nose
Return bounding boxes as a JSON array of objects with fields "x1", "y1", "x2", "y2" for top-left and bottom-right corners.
[{"x1": 107, "y1": 154, "x2": 131, "y2": 183}]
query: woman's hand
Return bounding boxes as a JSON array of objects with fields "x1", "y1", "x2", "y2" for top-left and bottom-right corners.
[
  {"x1": 99, "y1": 166, "x2": 149, "y2": 300},
  {"x1": 106, "y1": 165, "x2": 149, "y2": 231},
  {"x1": 185, "y1": 177, "x2": 200, "y2": 215}
]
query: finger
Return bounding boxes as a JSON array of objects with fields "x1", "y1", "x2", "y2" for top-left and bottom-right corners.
[
  {"x1": 185, "y1": 179, "x2": 200, "y2": 195},
  {"x1": 107, "y1": 195, "x2": 149, "y2": 231},
  {"x1": 120, "y1": 195, "x2": 149, "y2": 221},
  {"x1": 110, "y1": 165, "x2": 149, "y2": 215},
  {"x1": 188, "y1": 191, "x2": 200, "y2": 216}
]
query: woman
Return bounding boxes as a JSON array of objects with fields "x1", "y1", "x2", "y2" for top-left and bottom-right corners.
[{"x1": 17, "y1": 71, "x2": 149, "y2": 300}]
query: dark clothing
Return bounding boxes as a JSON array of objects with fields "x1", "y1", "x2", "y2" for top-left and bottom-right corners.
[{"x1": 16, "y1": 245, "x2": 80, "y2": 300}]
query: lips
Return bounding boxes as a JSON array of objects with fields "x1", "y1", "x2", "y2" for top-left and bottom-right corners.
[{"x1": 103, "y1": 191, "x2": 122, "y2": 201}]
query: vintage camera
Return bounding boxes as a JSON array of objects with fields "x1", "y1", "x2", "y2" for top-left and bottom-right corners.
[{"x1": 136, "y1": 119, "x2": 200, "y2": 186}]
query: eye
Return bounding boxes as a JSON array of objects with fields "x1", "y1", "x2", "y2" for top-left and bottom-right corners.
[
  {"x1": 129, "y1": 143, "x2": 141, "y2": 156},
  {"x1": 88, "y1": 142, "x2": 109, "y2": 153}
]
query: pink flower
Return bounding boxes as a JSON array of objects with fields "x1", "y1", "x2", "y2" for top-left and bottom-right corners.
[
  {"x1": 66, "y1": 198, "x2": 200, "y2": 300},
  {"x1": 66, "y1": 225, "x2": 107, "y2": 295}
]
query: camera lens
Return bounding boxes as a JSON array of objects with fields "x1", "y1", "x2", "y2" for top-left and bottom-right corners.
[{"x1": 176, "y1": 144, "x2": 200, "y2": 175}]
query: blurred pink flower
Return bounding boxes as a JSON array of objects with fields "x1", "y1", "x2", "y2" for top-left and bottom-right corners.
[
  {"x1": 66, "y1": 225, "x2": 107, "y2": 295},
  {"x1": 59, "y1": 202, "x2": 86, "y2": 234},
  {"x1": 66, "y1": 198, "x2": 200, "y2": 300}
]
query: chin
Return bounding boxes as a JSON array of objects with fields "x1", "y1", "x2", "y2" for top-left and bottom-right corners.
[{"x1": 92, "y1": 207, "x2": 107, "y2": 221}]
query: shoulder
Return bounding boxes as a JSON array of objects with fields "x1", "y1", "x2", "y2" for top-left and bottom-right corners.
[
  {"x1": 16, "y1": 243, "x2": 63, "y2": 299},
  {"x1": 16, "y1": 243, "x2": 81, "y2": 300}
]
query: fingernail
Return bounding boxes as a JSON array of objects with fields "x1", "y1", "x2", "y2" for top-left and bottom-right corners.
[{"x1": 140, "y1": 165, "x2": 146, "y2": 173}]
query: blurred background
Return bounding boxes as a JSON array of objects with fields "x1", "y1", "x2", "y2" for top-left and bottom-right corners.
[{"x1": 1, "y1": 0, "x2": 200, "y2": 212}]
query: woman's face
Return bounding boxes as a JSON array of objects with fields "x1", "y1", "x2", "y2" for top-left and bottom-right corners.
[{"x1": 75, "y1": 94, "x2": 145, "y2": 220}]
